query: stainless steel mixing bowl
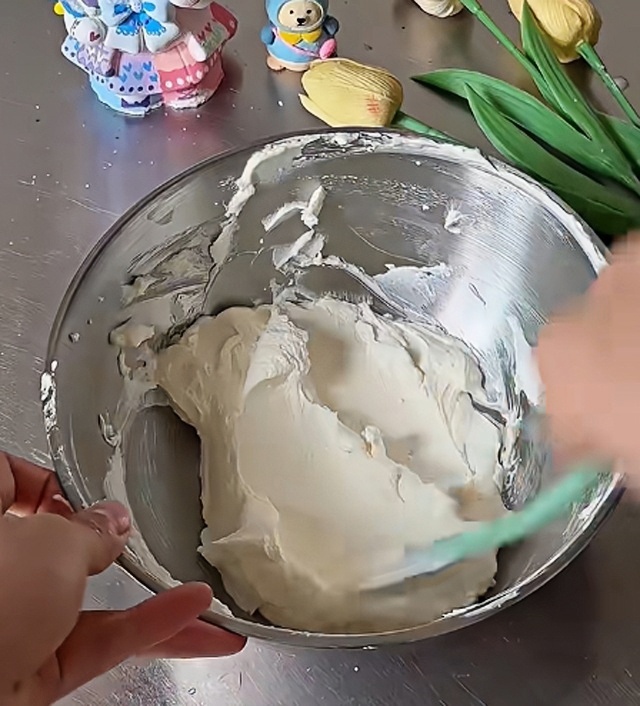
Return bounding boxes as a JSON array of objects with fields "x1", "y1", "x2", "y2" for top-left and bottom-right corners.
[{"x1": 42, "y1": 129, "x2": 621, "y2": 648}]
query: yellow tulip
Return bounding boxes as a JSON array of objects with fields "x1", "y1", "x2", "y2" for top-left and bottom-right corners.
[
  {"x1": 507, "y1": 0, "x2": 601, "y2": 63},
  {"x1": 299, "y1": 59, "x2": 404, "y2": 128}
]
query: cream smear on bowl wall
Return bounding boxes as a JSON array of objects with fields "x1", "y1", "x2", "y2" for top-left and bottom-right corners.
[{"x1": 102, "y1": 132, "x2": 550, "y2": 634}]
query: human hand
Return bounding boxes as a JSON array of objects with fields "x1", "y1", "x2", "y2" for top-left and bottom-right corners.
[
  {"x1": 0, "y1": 453, "x2": 246, "y2": 706},
  {"x1": 537, "y1": 233, "x2": 640, "y2": 479}
]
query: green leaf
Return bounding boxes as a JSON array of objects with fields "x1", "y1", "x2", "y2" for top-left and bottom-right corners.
[
  {"x1": 520, "y1": 2, "x2": 640, "y2": 202},
  {"x1": 465, "y1": 86, "x2": 640, "y2": 236},
  {"x1": 521, "y1": 2, "x2": 599, "y2": 132},
  {"x1": 598, "y1": 112, "x2": 640, "y2": 173},
  {"x1": 392, "y1": 110, "x2": 457, "y2": 143},
  {"x1": 520, "y1": 4, "x2": 632, "y2": 158},
  {"x1": 414, "y1": 69, "x2": 640, "y2": 196}
]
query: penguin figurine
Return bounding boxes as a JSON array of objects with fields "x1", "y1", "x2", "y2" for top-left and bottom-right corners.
[{"x1": 261, "y1": 0, "x2": 338, "y2": 72}]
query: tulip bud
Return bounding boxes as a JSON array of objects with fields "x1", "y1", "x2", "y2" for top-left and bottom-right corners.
[
  {"x1": 413, "y1": 0, "x2": 463, "y2": 18},
  {"x1": 507, "y1": 0, "x2": 601, "y2": 63},
  {"x1": 299, "y1": 58, "x2": 404, "y2": 128}
]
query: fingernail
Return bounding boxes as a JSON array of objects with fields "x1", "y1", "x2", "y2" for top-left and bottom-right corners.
[
  {"x1": 52, "y1": 494, "x2": 74, "y2": 511},
  {"x1": 89, "y1": 501, "x2": 131, "y2": 536}
]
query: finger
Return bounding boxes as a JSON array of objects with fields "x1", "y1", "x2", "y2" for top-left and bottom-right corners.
[
  {"x1": 6, "y1": 606, "x2": 245, "y2": 706},
  {"x1": 140, "y1": 617, "x2": 247, "y2": 659},
  {"x1": 4, "y1": 454, "x2": 62, "y2": 516},
  {"x1": 0, "y1": 453, "x2": 15, "y2": 513},
  {"x1": 53, "y1": 583, "x2": 236, "y2": 699},
  {"x1": 537, "y1": 316, "x2": 592, "y2": 454},
  {"x1": 551, "y1": 440, "x2": 594, "y2": 472},
  {"x1": 68, "y1": 501, "x2": 131, "y2": 575}
]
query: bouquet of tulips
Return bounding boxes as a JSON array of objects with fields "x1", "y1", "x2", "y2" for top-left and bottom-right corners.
[{"x1": 299, "y1": 0, "x2": 640, "y2": 237}]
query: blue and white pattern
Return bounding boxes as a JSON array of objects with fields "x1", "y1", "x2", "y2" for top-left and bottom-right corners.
[{"x1": 98, "y1": 0, "x2": 181, "y2": 53}]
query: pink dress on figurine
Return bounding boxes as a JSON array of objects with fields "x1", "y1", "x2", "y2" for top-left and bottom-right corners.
[{"x1": 155, "y1": 3, "x2": 237, "y2": 108}]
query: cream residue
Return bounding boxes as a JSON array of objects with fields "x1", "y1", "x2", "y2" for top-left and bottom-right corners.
[
  {"x1": 443, "y1": 201, "x2": 473, "y2": 235},
  {"x1": 153, "y1": 296, "x2": 507, "y2": 633}
]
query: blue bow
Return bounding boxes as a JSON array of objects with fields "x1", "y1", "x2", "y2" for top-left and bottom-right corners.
[{"x1": 99, "y1": 0, "x2": 171, "y2": 30}]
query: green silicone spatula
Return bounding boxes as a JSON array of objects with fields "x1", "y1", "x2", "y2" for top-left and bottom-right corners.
[{"x1": 362, "y1": 463, "x2": 606, "y2": 591}]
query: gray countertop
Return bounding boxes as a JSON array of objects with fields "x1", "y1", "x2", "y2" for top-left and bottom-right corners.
[{"x1": 2, "y1": 0, "x2": 640, "y2": 704}]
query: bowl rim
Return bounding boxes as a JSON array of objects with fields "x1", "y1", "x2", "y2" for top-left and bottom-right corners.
[{"x1": 44, "y1": 127, "x2": 621, "y2": 648}]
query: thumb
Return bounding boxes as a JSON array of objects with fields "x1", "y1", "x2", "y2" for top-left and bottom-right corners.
[
  {"x1": 0, "y1": 502, "x2": 130, "y2": 687},
  {"x1": 68, "y1": 501, "x2": 131, "y2": 576}
]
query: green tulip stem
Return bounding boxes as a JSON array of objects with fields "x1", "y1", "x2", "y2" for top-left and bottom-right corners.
[
  {"x1": 393, "y1": 111, "x2": 459, "y2": 143},
  {"x1": 457, "y1": 0, "x2": 542, "y2": 82},
  {"x1": 578, "y1": 42, "x2": 640, "y2": 129}
]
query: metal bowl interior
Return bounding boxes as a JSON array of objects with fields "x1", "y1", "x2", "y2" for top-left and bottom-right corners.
[{"x1": 43, "y1": 129, "x2": 620, "y2": 648}]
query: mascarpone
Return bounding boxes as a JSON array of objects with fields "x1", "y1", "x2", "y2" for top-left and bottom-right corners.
[{"x1": 155, "y1": 297, "x2": 506, "y2": 632}]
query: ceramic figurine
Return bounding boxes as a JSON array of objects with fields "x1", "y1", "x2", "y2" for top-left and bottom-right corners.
[
  {"x1": 261, "y1": 0, "x2": 339, "y2": 72},
  {"x1": 55, "y1": 0, "x2": 237, "y2": 116}
]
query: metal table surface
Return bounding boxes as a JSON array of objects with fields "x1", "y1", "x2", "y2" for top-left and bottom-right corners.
[{"x1": 2, "y1": 0, "x2": 640, "y2": 704}]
